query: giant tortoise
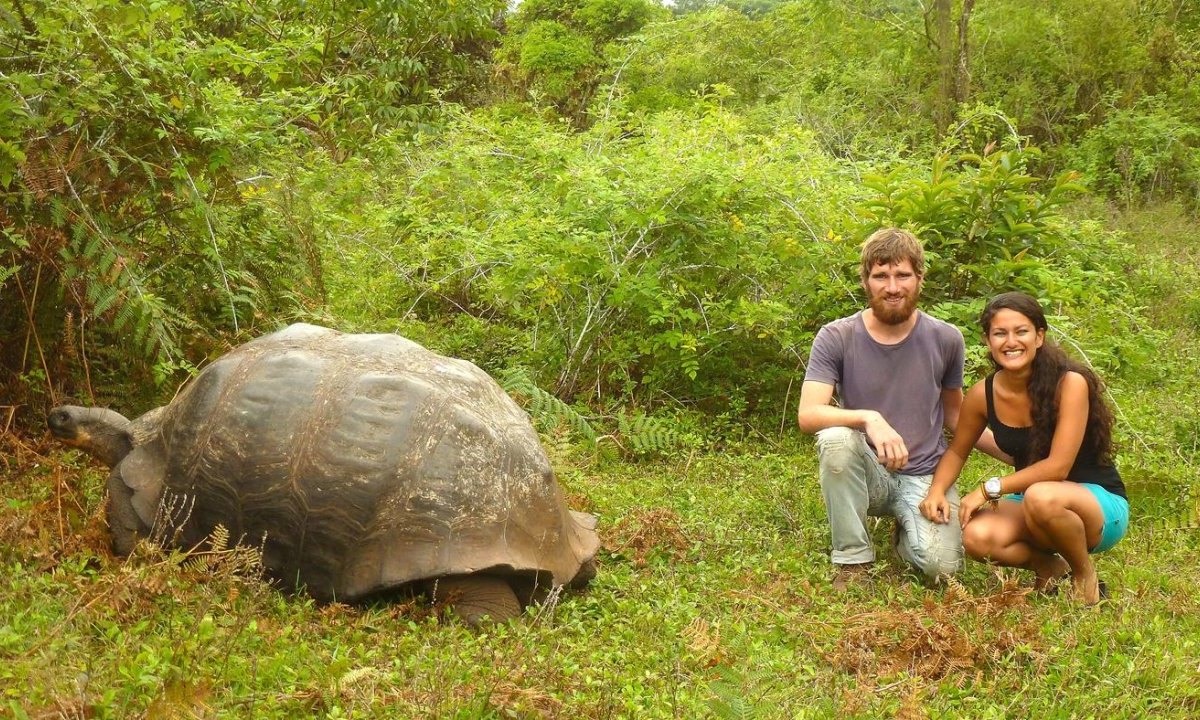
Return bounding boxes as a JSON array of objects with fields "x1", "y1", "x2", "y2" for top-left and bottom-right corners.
[{"x1": 48, "y1": 323, "x2": 600, "y2": 624}]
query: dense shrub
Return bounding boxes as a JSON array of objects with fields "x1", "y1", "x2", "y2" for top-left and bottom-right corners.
[
  {"x1": 615, "y1": 0, "x2": 1200, "y2": 202},
  {"x1": 1069, "y1": 100, "x2": 1200, "y2": 207},
  {"x1": 613, "y1": 2, "x2": 930, "y2": 155},
  {"x1": 0, "y1": 0, "x2": 1181, "y2": 433},
  {"x1": 277, "y1": 105, "x2": 1147, "y2": 415},
  {"x1": 310, "y1": 106, "x2": 860, "y2": 411},
  {"x1": 0, "y1": 0, "x2": 506, "y2": 423},
  {"x1": 496, "y1": 0, "x2": 668, "y2": 118}
]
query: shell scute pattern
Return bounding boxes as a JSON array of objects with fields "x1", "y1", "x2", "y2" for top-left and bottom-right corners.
[{"x1": 139, "y1": 324, "x2": 596, "y2": 602}]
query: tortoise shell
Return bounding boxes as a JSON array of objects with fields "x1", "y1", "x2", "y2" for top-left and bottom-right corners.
[{"x1": 127, "y1": 324, "x2": 598, "y2": 602}]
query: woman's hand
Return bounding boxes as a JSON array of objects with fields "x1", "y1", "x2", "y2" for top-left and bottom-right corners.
[
  {"x1": 919, "y1": 491, "x2": 951, "y2": 524},
  {"x1": 959, "y1": 487, "x2": 989, "y2": 528}
]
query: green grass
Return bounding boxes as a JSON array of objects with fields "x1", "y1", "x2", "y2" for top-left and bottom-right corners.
[
  {"x1": 3, "y1": 433, "x2": 1199, "y2": 719},
  {"x1": 4, "y1": 201, "x2": 1200, "y2": 719}
]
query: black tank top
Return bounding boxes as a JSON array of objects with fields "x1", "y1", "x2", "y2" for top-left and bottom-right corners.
[{"x1": 985, "y1": 374, "x2": 1126, "y2": 499}]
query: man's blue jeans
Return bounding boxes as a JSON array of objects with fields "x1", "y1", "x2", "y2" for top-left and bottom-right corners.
[{"x1": 816, "y1": 426, "x2": 962, "y2": 580}]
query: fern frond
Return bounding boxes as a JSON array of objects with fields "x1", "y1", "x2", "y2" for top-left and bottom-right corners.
[
  {"x1": 707, "y1": 666, "x2": 759, "y2": 720},
  {"x1": 210, "y1": 524, "x2": 230, "y2": 553},
  {"x1": 97, "y1": 248, "x2": 117, "y2": 276},
  {"x1": 89, "y1": 282, "x2": 121, "y2": 317},
  {"x1": 60, "y1": 234, "x2": 185, "y2": 363},
  {"x1": 113, "y1": 297, "x2": 137, "y2": 331},
  {"x1": 182, "y1": 553, "x2": 216, "y2": 573},
  {"x1": 617, "y1": 411, "x2": 682, "y2": 458},
  {"x1": 1152, "y1": 503, "x2": 1200, "y2": 532},
  {"x1": 708, "y1": 697, "x2": 754, "y2": 720},
  {"x1": 501, "y1": 368, "x2": 598, "y2": 443},
  {"x1": 82, "y1": 236, "x2": 101, "y2": 262}
]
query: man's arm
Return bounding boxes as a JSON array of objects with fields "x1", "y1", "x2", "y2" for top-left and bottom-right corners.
[
  {"x1": 940, "y1": 387, "x2": 1012, "y2": 465},
  {"x1": 797, "y1": 381, "x2": 871, "y2": 433},
  {"x1": 797, "y1": 380, "x2": 909, "y2": 471}
]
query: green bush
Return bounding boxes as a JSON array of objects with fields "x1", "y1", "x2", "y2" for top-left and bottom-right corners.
[
  {"x1": 611, "y1": 7, "x2": 771, "y2": 112},
  {"x1": 497, "y1": 0, "x2": 668, "y2": 118},
  {"x1": 502, "y1": 20, "x2": 601, "y2": 105},
  {"x1": 0, "y1": 0, "x2": 505, "y2": 424},
  {"x1": 858, "y1": 134, "x2": 1152, "y2": 379},
  {"x1": 1069, "y1": 99, "x2": 1200, "y2": 207},
  {"x1": 286, "y1": 103, "x2": 1148, "y2": 413},
  {"x1": 968, "y1": 0, "x2": 1156, "y2": 142},
  {"x1": 312, "y1": 105, "x2": 859, "y2": 410},
  {"x1": 859, "y1": 145, "x2": 1086, "y2": 300},
  {"x1": 613, "y1": 1, "x2": 932, "y2": 156}
]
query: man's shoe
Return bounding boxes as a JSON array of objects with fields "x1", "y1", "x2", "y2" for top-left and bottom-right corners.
[{"x1": 831, "y1": 562, "x2": 873, "y2": 591}]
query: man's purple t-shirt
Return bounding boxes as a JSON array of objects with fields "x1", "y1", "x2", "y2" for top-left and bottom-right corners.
[{"x1": 804, "y1": 310, "x2": 965, "y2": 475}]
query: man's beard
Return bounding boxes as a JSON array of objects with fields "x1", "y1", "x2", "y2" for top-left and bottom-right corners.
[{"x1": 870, "y1": 292, "x2": 919, "y2": 325}]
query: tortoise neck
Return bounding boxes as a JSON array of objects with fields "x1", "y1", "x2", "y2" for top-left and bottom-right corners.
[{"x1": 79, "y1": 408, "x2": 135, "y2": 467}]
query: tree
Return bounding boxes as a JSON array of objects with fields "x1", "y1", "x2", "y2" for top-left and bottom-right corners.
[
  {"x1": 929, "y1": 0, "x2": 976, "y2": 136},
  {"x1": 496, "y1": 0, "x2": 668, "y2": 119}
]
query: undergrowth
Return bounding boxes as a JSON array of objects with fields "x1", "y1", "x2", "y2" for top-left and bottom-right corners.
[{"x1": 3, "y1": 205, "x2": 1200, "y2": 719}]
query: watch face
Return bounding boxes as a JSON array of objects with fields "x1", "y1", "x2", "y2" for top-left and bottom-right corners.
[{"x1": 985, "y1": 478, "x2": 1001, "y2": 498}]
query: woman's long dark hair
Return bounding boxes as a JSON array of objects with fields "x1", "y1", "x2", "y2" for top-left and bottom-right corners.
[{"x1": 980, "y1": 292, "x2": 1115, "y2": 465}]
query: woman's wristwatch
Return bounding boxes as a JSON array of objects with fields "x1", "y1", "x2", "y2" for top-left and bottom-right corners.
[{"x1": 983, "y1": 476, "x2": 1003, "y2": 501}]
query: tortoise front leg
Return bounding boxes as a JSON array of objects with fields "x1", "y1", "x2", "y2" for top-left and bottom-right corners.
[
  {"x1": 428, "y1": 574, "x2": 522, "y2": 627},
  {"x1": 106, "y1": 468, "x2": 146, "y2": 556}
]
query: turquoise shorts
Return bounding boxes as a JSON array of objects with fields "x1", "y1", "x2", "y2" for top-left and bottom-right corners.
[{"x1": 1006, "y1": 483, "x2": 1130, "y2": 554}]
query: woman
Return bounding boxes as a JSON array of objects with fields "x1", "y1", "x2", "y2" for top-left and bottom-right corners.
[{"x1": 919, "y1": 292, "x2": 1129, "y2": 604}]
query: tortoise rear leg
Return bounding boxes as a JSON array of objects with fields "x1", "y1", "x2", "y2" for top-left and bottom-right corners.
[
  {"x1": 428, "y1": 575, "x2": 522, "y2": 627},
  {"x1": 570, "y1": 557, "x2": 597, "y2": 588}
]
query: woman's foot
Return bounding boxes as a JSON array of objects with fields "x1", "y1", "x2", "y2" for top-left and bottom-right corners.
[
  {"x1": 1031, "y1": 554, "x2": 1070, "y2": 593},
  {"x1": 1070, "y1": 567, "x2": 1105, "y2": 606}
]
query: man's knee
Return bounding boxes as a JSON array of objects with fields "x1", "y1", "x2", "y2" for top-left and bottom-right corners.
[
  {"x1": 913, "y1": 545, "x2": 963, "y2": 580},
  {"x1": 904, "y1": 522, "x2": 963, "y2": 579},
  {"x1": 815, "y1": 427, "x2": 863, "y2": 475},
  {"x1": 815, "y1": 425, "x2": 859, "y2": 447}
]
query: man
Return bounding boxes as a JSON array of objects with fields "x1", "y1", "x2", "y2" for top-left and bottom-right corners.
[{"x1": 797, "y1": 228, "x2": 1004, "y2": 589}]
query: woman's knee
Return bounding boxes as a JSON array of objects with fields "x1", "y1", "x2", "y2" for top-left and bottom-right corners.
[
  {"x1": 962, "y1": 521, "x2": 994, "y2": 560},
  {"x1": 1022, "y1": 483, "x2": 1064, "y2": 522}
]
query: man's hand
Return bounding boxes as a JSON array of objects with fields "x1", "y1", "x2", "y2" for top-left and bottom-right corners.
[
  {"x1": 959, "y1": 487, "x2": 988, "y2": 527},
  {"x1": 919, "y1": 491, "x2": 951, "y2": 524},
  {"x1": 864, "y1": 413, "x2": 908, "y2": 471}
]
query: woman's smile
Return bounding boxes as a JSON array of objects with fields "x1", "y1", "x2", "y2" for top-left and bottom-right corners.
[{"x1": 987, "y1": 309, "x2": 1044, "y2": 371}]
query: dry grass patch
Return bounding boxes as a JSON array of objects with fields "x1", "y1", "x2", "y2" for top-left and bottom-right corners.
[
  {"x1": 682, "y1": 617, "x2": 725, "y2": 668},
  {"x1": 605, "y1": 507, "x2": 692, "y2": 568},
  {"x1": 827, "y1": 577, "x2": 1045, "y2": 683},
  {"x1": 0, "y1": 433, "x2": 112, "y2": 566}
]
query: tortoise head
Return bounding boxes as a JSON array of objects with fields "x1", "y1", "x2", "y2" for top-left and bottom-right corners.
[{"x1": 47, "y1": 405, "x2": 135, "y2": 468}]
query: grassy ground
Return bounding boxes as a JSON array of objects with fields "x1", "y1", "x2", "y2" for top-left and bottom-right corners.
[
  {"x1": 4, "y1": 203, "x2": 1200, "y2": 719},
  {"x1": 3, "y1": 434, "x2": 1199, "y2": 719}
]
